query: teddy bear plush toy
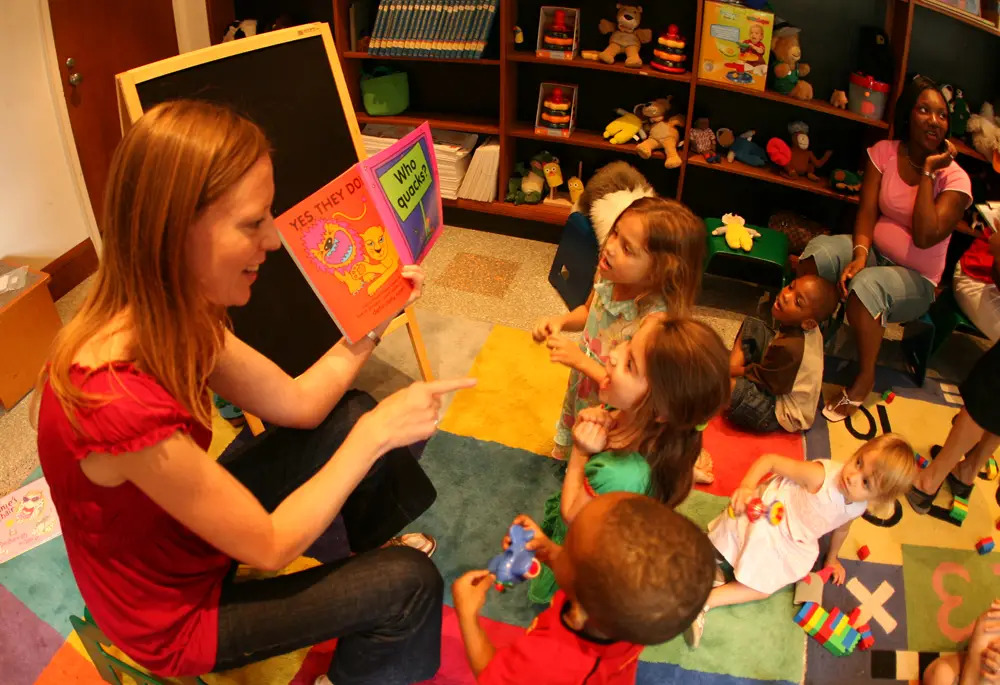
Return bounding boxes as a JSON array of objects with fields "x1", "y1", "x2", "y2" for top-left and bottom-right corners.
[
  {"x1": 770, "y1": 24, "x2": 813, "y2": 100},
  {"x1": 635, "y1": 97, "x2": 685, "y2": 168},
  {"x1": 572, "y1": 161, "x2": 655, "y2": 242},
  {"x1": 597, "y1": 4, "x2": 653, "y2": 67},
  {"x1": 967, "y1": 102, "x2": 1000, "y2": 168}
]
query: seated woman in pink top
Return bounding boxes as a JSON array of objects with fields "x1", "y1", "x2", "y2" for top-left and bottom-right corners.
[{"x1": 799, "y1": 76, "x2": 972, "y2": 420}]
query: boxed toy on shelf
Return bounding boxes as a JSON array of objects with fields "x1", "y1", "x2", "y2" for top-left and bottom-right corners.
[
  {"x1": 698, "y1": 0, "x2": 775, "y2": 92},
  {"x1": 536, "y1": 7, "x2": 579, "y2": 59},
  {"x1": 535, "y1": 82, "x2": 578, "y2": 138}
]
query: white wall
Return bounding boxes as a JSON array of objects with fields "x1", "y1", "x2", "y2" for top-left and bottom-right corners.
[{"x1": 0, "y1": 1, "x2": 94, "y2": 268}]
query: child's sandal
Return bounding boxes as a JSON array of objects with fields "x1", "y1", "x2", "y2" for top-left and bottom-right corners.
[{"x1": 822, "y1": 389, "x2": 862, "y2": 423}]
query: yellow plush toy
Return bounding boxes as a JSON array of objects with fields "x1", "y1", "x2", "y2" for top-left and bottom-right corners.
[
  {"x1": 712, "y1": 212, "x2": 760, "y2": 252},
  {"x1": 603, "y1": 108, "x2": 648, "y2": 145}
]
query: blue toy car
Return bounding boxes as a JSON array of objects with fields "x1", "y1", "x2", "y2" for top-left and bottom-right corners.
[{"x1": 487, "y1": 524, "x2": 542, "y2": 592}]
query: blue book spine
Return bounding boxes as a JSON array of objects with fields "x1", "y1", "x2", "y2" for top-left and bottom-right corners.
[
  {"x1": 384, "y1": 0, "x2": 402, "y2": 56},
  {"x1": 369, "y1": 0, "x2": 388, "y2": 54},
  {"x1": 464, "y1": 1, "x2": 486, "y2": 58},
  {"x1": 449, "y1": 1, "x2": 470, "y2": 58},
  {"x1": 476, "y1": 0, "x2": 498, "y2": 58},
  {"x1": 439, "y1": 0, "x2": 457, "y2": 58},
  {"x1": 423, "y1": 1, "x2": 440, "y2": 57},
  {"x1": 411, "y1": 1, "x2": 427, "y2": 56},
  {"x1": 399, "y1": 0, "x2": 415, "y2": 55}
]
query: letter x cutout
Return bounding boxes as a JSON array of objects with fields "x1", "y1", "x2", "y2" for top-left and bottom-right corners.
[{"x1": 847, "y1": 577, "x2": 898, "y2": 633}]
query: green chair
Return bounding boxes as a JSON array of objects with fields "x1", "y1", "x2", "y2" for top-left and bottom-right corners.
[
  {"x1": 703, "y1": 218, "x2": 791, "y2": 290},
  {"x1": 70, "y1": 608, "x2": 208, "y2": 685}
]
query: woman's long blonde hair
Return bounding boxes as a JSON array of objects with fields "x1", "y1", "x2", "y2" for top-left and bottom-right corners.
[{"x1": 42, "y1": 100, "x2": 270, "y2": 428}]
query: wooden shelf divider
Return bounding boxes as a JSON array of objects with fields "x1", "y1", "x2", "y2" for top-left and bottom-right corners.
[
  {"x1": 355, "y1": 111, "x2": 500, "y2": 134},
  {"x1": 685, "y1": 154, "x2": 860, "y2": 204},
  {"x1": 507, "y1": 52, "x2": 692, "y2": 83},
  {"x1": 908, "y1": 0, "x2": 1000, "y2": 36},
  {"x1": 696, "y1": 78, "x2": 890, "y2": 129},
  {"x1": 952, "y1": 137, "x2": 990, "y2": 163},
  {"x1": 442, "y1": 197, "x2": 570, "y2": 225},
  {"x1": 508, "y1": 124, "x2": 666, "y2": 159}
]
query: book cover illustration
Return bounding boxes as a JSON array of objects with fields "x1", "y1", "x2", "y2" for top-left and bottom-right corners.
[
  {"x1": 275, "y1": 123, "x2": 442, "y2": 343},
  {"x1": 0, "y1": 478, "x2": 62, "y2": 564}
]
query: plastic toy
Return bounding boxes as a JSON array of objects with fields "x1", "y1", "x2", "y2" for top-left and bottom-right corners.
[
  {"x1": 540, "y1": 87, "x2": 572, "y2": 130},
  {"x1": 950, "y1": 494, "x2": 969, "y2": 522},
  {"x1": 698, "y1": 1, "x2": 773, "y2": 92},
  {"x1": 857, "y1": 545, "x2": 870, "y2": 561},
  {"x1": 595, "y1": 5, "x2": 652, "y2": 67},
  {"x1": 543, "y1": 9, "x2": 574, "y2": 51},
  {"x1": 603, "y1": 108, "x2": 647, "y2": 145},
  {"x1": 977, "y1": 537, "x2": 995, "y2": 555},
  {"x1": 770, "y1": 24, "x2": 813, "y2": 100},
  {"x1": 728, "y1": 494, "x2": 784, "y2": 524},
  {"x1": 487, "y1": 524, "x2": 542, "y2": 591},
  {"x1": 942, "y1": 84, "x2": 971, "y2": 138},
  {"x1": 831, "y1": 169, "x2": 863, "y2": 194},
  {"x1": 916, "y1": 453, "x2": 930, "y2": 469},
  {"x1": 830, "y1": 90, "x2": 848, "y2": 109},
  {"x1": 513, "y1": 26, "x2": 524, "y2": 44},
  {"x1": 543, "y1": 160, "x2": 564, "y2": 201},
  {"x1": 857, "y1": 622, "x2": 875, "y2": 650},
  {"x1": 635, "y1": 98, "x2": 685, "y2": 168},
  {"x1": 848, "y1": 72, "x2": 890, "y2": 121},
  {"x1": 727, "y1": 130, "x2": 768, "y2": 166},
  {"x1": 689, "y1": 118, "x2": 720, "y2": 163},
  {"x1": 984, "y1": 457, "x2": 999, "y2": 481},
  {"x1": 567, "y1": 176, "x2": 584, "y2": 205},
  {"x1": 881, "y1": 389, "x2": 895, "y2": 403},
  {"x1": 712, "y1": 212, "x2": 760, "y2": 252},
  {"x1": 505, "y1": 151, "x2": 556, "y2": 205},
  {"x1": 651, "y1": 25, "x2": 687, "y2": 74},
  {"x1": 794, "y1": 603, "x2": 862, "y2": 657}
]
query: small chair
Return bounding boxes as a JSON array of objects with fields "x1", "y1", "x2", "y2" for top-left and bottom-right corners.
[
  {"x1": 902, "y1": 289, "x2": 986, "y2": 387},
  {"x1": 548, "y1": 211, "x2": 599, "y2": 310},
  {"x1": 703, "y1": 218, "x2": 791, "y2": 290},
  {"x1": 70, "y1": 608, "x2": 208, "y2": 685}
]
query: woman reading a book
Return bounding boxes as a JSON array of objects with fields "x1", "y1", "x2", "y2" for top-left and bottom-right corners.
[{"x1": 33, "y1": 100, "x2": 468, "y2": 684}]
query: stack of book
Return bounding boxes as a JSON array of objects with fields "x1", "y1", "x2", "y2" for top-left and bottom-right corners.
[
  {"x1": 457, "y1": 137, "x2": 499, "y2": 202},
  {"x1": 366, "y1": 0, "x2": 499, "y2": 58},
  {"x1": 361, "y1": 123, "x2": 478, "y2": 199}
]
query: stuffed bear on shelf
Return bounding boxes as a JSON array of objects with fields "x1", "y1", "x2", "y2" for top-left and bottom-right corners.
[{"x1": 594, "y1": 4, "x2": 653, "y2": 68}]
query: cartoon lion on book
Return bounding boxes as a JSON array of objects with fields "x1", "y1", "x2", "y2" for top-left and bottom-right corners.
[{"x1": 303, "y1": 208, "x2": 399, "y2": 296}]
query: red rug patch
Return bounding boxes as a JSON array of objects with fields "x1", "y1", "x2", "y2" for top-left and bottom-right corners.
[{"x1": 695, "y1": 415, "x2": 805, "y2": 498}]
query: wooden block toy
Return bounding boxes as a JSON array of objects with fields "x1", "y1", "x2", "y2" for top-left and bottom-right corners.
[
  {"x1": 857, "y1": 545, "x2": 871, "y2": 561},
  {"x1": 950, "y1": 495, "x2": 969, "y2": 522},
  {"x1": 857, "y1": 623, "x2": 875, "y2": 650},
  {"x1": 881, "y1": 389, "x2": 895, "y2": 403},
  {"x1": 977, "y1": 537, "x2": 995, "y2": 555},
  {"x1": 915, "y1": 453, "x2": 930, "y2": 469}
]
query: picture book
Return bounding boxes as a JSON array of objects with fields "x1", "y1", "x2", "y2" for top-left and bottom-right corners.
[
  {"x1": 275, "y1": 122, "x2": 443, "y2": 343},
  {"x1": 0, "y1": 478, "x2": 62, "y2": 565},
  {"x1": 975, "y1": 201, "x2": 999, "y2": 234}
]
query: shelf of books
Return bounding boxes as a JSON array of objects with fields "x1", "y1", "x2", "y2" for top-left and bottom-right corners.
[
  {"x1": 343, "y1": 51, "x2": 500, "y2": 66},
  {"x1": 359, "y1": 0, "x2": 500, "y2": 59}
]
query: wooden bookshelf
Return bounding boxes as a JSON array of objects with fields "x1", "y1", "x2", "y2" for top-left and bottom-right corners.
[
  {"x1": 508, "y1": 52, "x2": 691, "y2": 84},
  {"x1": 342, "y1": 50, "x2": 501, "y2": 65},
  {"x1": 952, "y1": 137, "x2": 990, "y2": 163},
  {"x1": 508, "y1": 124, "x2": 666, "y2": 159},
  {"x1": 686, "y1": 155, "x2": 861, "y2": 204},
  {"x1": 332, "y1": 0, "x2": 997, "y2": 228},
  {"x1": 696, "y1": 78, "x2": 891, "y2": 129},
  {"x1": 355, "y1": 112, "x2": 500, "y2": 134}
]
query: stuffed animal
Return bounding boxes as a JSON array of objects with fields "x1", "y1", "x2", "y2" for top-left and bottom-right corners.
[
  {"x1": 942, "y1": 84, "x2": 971, "y2": 138},
  {"x1": 603, "y1": 108, "x2": 648, "y2": 144},
  {"x1": 830, "y1": 90, "x2": 848, "y2": 109},
  {"x1": 223, "y1": 18, "x2": 258, "y2": 41},
  {"x1": 716, "y1": 128, "x2": 736, "y2": 157},
  {"x1": 712, "y1": 213, "x2": 760, "y2": 252},
  {"x1": 830, "y1": 169, "x2": 863, "y2": 194},
  {"x1": 596, "y1": 4, "x2": 653, "y2": 67},
  {"x1": 728, "y1": 130, "x2": 768, "y2": 167},
  {"x1": 572, "y1": 161, "x2": 655, "y2": 242},
  {"x1": 635, "y1": 98, "x2": 685, "y2": 168},
  {"x1": 505, "y1": 152, "x2": 556, "y2": 205},
  {"x1": 782, "y1": 121, "x2": 831, "y2": 181},
  {"x1": 770, "y1": 24, "x2": 813, "y2": 100},
  {"x1": 967, "y1": 102, "x2": 1000, "y2": 162},
  {"x1": 689, "y1": 118, "x2": 720, "y2": 163}
]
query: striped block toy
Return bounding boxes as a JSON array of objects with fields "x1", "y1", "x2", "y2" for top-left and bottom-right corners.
[
  {"x1": 977, "y1": 537, "x2": 995, "y2": 555},
  {"x1": 950, "y1": 495, "x2": 969, "y2": 522},
  {"x1": 793, "y1": 602, "x2": 861, "y2": 657}
]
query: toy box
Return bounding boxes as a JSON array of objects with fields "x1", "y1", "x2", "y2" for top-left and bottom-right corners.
[
  {"x1": 534, "y1": 82, "x2": 578, "y2": 138},
  {"x1": 698, "y1": 0, "x2": 775, "y2": 92},
  {"x1": 536, "y1": 7, "x2": 579, "y2": 59}
]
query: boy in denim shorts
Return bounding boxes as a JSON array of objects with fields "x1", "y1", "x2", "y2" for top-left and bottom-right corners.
[{"x1": 727, "y1": 275, "x2": 838, "y2": 432}]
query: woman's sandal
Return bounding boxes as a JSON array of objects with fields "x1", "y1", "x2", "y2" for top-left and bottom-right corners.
[
  {"x1": 929, "y1": 444, "x2": 977, "y2": 500},
  {"x1": 384, "y1": 532, "x2": 437, "y2": 557},
  {"x1": 821, "y1": 389, "x2": 863, "y2": 423},
  {"x1": 905, "y1": 485, "x2": 939, "y2": 515}
]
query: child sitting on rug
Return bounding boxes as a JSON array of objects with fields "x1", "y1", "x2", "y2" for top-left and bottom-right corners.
[
  {"x1": 532, "y1": 195, "x2": 712, "y2": 482},
  {"x1": 686, "y1": 433, "x2": 917, "y2": 647},
  {"x1": 726, "y1": 275, "x2": 838, "y2": 433},
  {"x1": 527, "y1": 314, "x2": 731, "y2": 605},
  {"x1": 452, "y1": 492, "x2": 716, "y2": 684}
]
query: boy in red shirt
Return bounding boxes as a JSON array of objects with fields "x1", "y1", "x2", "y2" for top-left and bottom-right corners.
[{"x1": 452, "y1": 492, "x2": 716, "y2": 684}]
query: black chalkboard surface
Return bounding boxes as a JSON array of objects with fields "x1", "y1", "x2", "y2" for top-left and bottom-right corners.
[{"x1": 128, "y1": 28, "x2": 359, "y2": 376}]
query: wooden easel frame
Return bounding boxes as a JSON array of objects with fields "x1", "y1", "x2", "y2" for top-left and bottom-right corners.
[{"x1": 113, "y1": 24, "x2": 434, "y2": 434}]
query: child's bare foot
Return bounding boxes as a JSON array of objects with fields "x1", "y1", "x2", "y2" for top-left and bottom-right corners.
[{"x1": 694, "y1": 449, "x2": 715, "y2": 484}]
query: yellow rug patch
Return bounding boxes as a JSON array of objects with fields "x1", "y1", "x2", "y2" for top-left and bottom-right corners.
[{"x1": 439, "y1": 325, "x2": 570, "y2": 455}]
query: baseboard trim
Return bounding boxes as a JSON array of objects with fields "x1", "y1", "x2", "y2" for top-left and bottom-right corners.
[{"x1": 43, "y1": 238, "x2": 98, "y2": 301}]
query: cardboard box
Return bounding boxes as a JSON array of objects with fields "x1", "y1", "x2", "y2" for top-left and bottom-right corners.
[
  {"x1": 536, "y1": 7, "x2": 579, "y2": 59},
  {"x1": 698, "y1": 1, "x2": 775, "y2": 92},
  {"x1": 534, "y1": 82, "x2": 577, "y2": 138}
]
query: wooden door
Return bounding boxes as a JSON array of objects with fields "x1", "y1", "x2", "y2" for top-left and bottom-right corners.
[{"x1": 48, "y1": 0, "x2": 179, "y2": 224}]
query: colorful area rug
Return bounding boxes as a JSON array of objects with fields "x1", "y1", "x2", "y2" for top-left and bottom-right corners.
[{"x1": 3, "y1": 325, "x2": 998, "y2": 685}]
